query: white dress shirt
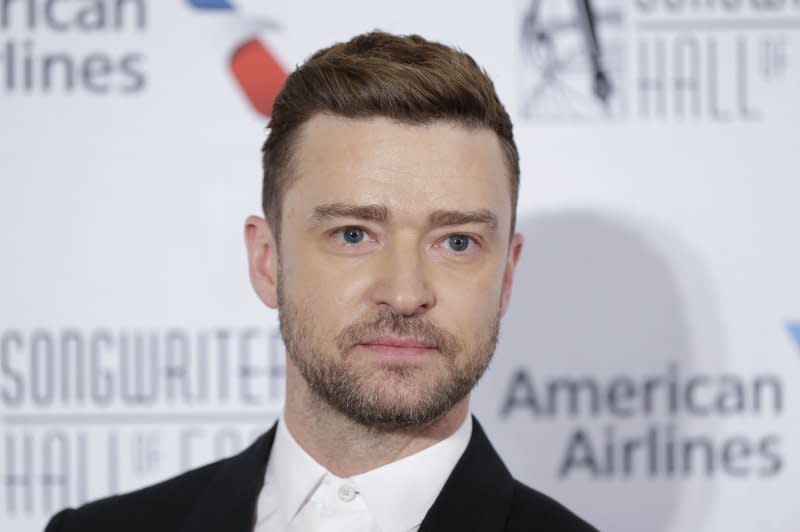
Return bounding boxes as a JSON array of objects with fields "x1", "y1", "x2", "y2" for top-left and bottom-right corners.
[{"x1": 254, "y1": 413, "x2": 473, "y2": 532}]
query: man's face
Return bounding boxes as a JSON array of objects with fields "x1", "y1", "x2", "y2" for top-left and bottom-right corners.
[{"x1": 252, "y1": 114, "x2": 522, "y2": 428}]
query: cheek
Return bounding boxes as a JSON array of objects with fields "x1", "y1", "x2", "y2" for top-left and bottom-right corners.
[
  {"x1": 433, "y1": 266, "x2": 504, "y2": 330},
  {"x1": 280, "y1": 244, "x2": 373, "y2": 331},
  {"x1": 300, "y1": 258, "x2": 372, "y2": 305}
]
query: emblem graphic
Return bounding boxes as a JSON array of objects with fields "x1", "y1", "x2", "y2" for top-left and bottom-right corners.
[{"x1": 519, "y1": 0, "x2": 625, "y2": 121}]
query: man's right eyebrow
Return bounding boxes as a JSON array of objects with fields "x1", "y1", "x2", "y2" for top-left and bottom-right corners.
[{"x1": 311, "y1": 203, "x2": 389, "y2": 224}]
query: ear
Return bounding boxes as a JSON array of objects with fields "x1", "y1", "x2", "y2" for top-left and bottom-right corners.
[
  {"x1": 499, "y1": 232, "x2": 524, "y2": 317},
  {"x1": 244, "y1": 215, "x2": 279, "y2": 309}
]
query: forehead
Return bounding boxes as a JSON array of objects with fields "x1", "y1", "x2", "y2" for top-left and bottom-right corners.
[{"x1": 283, "y1": 114, "x2": 512, "y2": 225}]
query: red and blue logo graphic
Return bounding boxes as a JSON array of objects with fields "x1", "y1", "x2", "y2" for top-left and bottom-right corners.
[{"x1": 188, "y1": 0, "x2": 288, "y2": 117}]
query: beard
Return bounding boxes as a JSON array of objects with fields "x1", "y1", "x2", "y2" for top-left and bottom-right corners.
[{"x1": 277, "y1": 277, "x2": 500, "y2": 429}]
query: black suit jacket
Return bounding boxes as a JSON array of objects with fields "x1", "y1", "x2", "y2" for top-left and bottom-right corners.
[{"x1": 45, "y1": 418, "x2": 598, "y2": 531}]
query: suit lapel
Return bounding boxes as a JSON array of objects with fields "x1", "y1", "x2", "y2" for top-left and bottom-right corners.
[
  {"x1": 419, "y1": 417, "x2": 515, "y2": 532},
  {"x1": 177, "y1": 424, "x2": 277, "y2": 532}
]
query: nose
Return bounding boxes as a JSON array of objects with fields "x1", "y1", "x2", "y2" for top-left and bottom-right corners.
[{"x1": 368, "y1": 237, "x2": 435, "y2": 316}]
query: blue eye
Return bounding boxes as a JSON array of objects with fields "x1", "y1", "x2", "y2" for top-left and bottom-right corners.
[
  {"x1": 341, "y1": 227, "x2": 365, "y2": 244},
  {"x1": 447, "y1": 235, "x2": 471, "y2": 252}
]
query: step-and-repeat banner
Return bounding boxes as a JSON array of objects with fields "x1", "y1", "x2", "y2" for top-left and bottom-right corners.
[{"x1": 2, "y1": 1, "x2": 798, "y2": 531}]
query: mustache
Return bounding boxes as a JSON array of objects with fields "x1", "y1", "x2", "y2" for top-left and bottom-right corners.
[{"x1": 336, "y1": 310, "x2": 463, "y2": 357}]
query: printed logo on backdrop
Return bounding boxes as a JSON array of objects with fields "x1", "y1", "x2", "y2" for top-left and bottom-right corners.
[
  {"x1": 520, "y1": 0, "x2": 626, "y2": 120},
  {"x1": 499, "y1": 324, "x2": 794, "y2": 480},
  {"x1": 789, "y1": 321, "x2": 800, "y2": 354},
  {"x1": 2, "y1": 327, "x2": 285, "y2": 518},
  {"x1": 518, "y1": 0, "x2": 797, "y2": 122},
  {"x1": 187, "y1": 0, "x2": 288, "y2": 116},
  {"x1": 0, "y1": 0, "x2": 148, "y2": 94}
]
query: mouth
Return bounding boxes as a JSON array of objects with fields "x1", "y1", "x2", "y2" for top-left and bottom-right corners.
[{"x1": 356, "y1": 336, "x2": 438, "y2": 357}]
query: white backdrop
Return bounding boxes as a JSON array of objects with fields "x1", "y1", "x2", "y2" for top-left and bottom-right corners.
[{"x1": 1, "y1": 1, "x2": 799, "y2": 531}]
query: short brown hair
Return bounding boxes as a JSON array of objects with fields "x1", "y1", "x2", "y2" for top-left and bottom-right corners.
[{"x1": 261, "y1": 31, "x2": 519, "y2": 239}]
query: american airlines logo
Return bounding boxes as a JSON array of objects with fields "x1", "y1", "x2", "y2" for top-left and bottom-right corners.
[
  {"x1": 187, "y1": 0, "x2": 288, "y2": 117},
  {"x1": 788, "y1": 322, "x2": 800, "y2": 354}
]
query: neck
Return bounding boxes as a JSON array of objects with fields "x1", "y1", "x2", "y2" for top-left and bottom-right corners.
[{"x1": 282, "y1": 362, "x2": 469, "y2": 478}]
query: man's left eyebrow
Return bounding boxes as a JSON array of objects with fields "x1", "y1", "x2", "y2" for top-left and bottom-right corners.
[{"x1": 427, "y1": 209, "x2": 498, "y2": 230}]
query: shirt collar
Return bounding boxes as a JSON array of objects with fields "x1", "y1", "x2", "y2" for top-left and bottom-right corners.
[
  {"x1": 260, "y1": 415, "x2": 327, "y2": 521},
  {"x1": 352, "y1": 415, "x2": 472, "y2": 532},
  {"x1": 261, "y1": 412, "x2": 472, "y2": 532}
]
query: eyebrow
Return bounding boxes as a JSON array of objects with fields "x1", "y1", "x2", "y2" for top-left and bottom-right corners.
[
  {"x1": 311, "y1": 203, "x2": 498, "y2": 231},
  {"x1": 312, "y1": 203, "x2": 389, "y2": 224},
  {"x1": 428, "y1": 209, "x2": 498, "y2": 231}
]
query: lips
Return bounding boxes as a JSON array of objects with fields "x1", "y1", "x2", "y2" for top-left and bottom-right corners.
[{"x1": 357, "y1": 336, "x2": 437, "y2": 356}]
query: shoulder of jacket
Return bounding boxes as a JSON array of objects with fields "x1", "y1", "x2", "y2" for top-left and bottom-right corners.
[
  {"x1": 506, "y1": 479, "x2": 600, "y2": 532},
  {"x1": 42, "y1": 456, "x2": 231, "y2": 532}
]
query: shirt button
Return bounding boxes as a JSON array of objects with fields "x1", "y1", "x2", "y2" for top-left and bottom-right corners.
[{"x1": 337, "y1": 484, "x2": 357, "y2": 502}]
